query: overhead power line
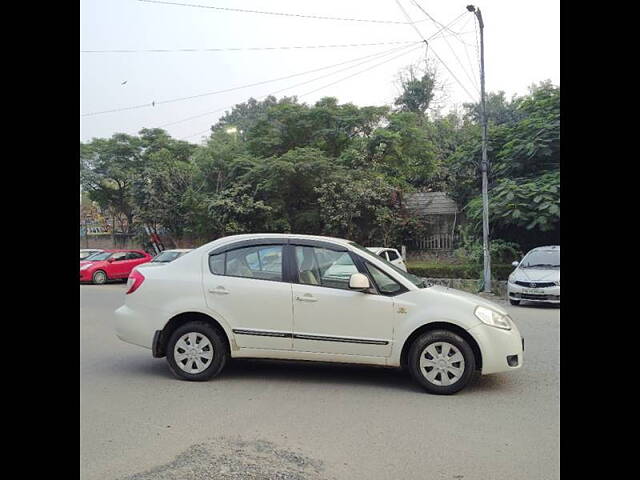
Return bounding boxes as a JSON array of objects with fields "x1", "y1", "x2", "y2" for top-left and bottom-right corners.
[
  {"x1": 393, "y1": 2, "x2": 477, "y2": 102},
  {"x1": 81, "y1": 42, "x2": 420, "y2": 117},
  {"x1": 80, "y1": 40, "x2": 417, "y2": 54},
  {"x1": 181, "y1": 43, "x2": 424, "y2": 141},
  {"x1": 158, "y1": 43, "x2": 419, "y2": 129},
  {"x1": 138, "y1": 0, "x2": 428, "y2": 25}
]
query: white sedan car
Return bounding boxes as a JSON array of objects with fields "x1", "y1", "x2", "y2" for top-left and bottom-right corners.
[
  {"x1": 115, "y1": 234, "x2": 524, "y2": 394},
  {"x1": 135, "y1": 249, "x2": 193, "y2": 269},
  {"x1": 507, "y1": 246, "x2": 560, "y2": 305},
  {"x1": 366, "y1": 247, "x2": 407, "y2": 271}
]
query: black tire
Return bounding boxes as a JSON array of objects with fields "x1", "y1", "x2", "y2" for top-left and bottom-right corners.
[
  {"x1": 166, "y1": 321, "x2": 227, "y2": 381},
  {"x1": 407, "y1": 329, "x2": 476, "y2": 395},
  {"x1": 509, "y1": 299, "x2": 521, "y2": 306},
  {"x1": 92, "y1": 270, "x2": 107, "y2": 285}
]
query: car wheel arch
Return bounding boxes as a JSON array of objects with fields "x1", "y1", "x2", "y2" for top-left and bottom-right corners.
[
  {"x1": 156, "y1": 312, "x2": 232, "y2": 359},
  {"x1": 399, "y1": 321, "x2": 482, "y2": 372}
]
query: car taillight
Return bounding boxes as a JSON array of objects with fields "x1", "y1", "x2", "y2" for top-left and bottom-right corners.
[{"x1": 126, "y1": 270, "x2": 145, "y2": 295}]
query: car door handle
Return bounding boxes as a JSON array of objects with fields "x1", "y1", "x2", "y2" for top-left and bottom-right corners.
[
  {"x1": 208, "y1": 287, "x2": 229, "y2": 295},
  {"x1": 295, "y1": 295, "x2": 317, "y2": 302}
]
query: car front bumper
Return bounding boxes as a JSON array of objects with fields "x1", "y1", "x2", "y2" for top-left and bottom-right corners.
[
  {"x1": 80, "y1": 269, "x2": 93, "y2": 282},
  {"x1": 508, "y1": 282, "x2": 560, "y2": 303},
  {"x1": 468, "y1": 321, "x2": 524, "y2": 375}
]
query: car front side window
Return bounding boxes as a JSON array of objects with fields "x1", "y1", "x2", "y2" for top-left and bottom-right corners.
[
  {"x1": 365, "y1": 262, "x2": 404, "y2": 295},
  {"x1": 295, "y1": 246, "x2": 358, "y2": 290}
]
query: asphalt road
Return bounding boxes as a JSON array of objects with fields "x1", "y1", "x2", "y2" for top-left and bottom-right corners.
[{"x1": 80, "y1": 284, "x2": 559, "y2": 480}]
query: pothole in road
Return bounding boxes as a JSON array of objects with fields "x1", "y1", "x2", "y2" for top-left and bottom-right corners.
[{"x1": 120, "y1": 437, "x2": 330, "y2": 480}]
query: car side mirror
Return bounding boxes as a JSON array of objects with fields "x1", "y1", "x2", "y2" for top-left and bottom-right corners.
[
  {"x1": 512, "y1": 261, "x2": 519, "y2": 267},
  {"x1": 107, "y1": 257, "x2": 117, "y2": 263},
  {"x1": 349, "y1": 273, "x2": 370, "y2": 291}
]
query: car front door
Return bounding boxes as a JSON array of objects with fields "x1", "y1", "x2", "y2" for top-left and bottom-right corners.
[
  {"x1": 107, "y1": 252, "x2": 129, "y2": 278},
  {"x1": 290, "y1": 243, "x2": 395, "y2": 357},
  {"x1": 203, "y1": 242, "x2": 293, "y2": 351}
]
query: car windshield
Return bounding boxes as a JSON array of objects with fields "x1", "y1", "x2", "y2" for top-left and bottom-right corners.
[
  {"x1": 520, "y1": 250, "x2": 560, "y2": 268},
  {"x1": 85, "y1": 252, "x2": 113, "y2": 261},
  {"x1": 349, "y1": 242, "x2": 428, "y2": 288},
  {"x1": 152, "y1": 251, "x2": 183, "y2": 263}
]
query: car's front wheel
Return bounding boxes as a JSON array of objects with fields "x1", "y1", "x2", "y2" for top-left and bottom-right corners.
[
  {"x1": 166, "y1": 322, "x2": 227, "y2": 381},
  {"x1": 92, "y1": 270, "x2": 107, "y2": 285},
  {"x1": 407, "y1": 330, "x2": 476, "y2": 395}
]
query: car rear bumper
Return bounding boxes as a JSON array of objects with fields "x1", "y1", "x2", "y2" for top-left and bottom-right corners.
[{"x1": 114, "y1": 305, "x2": 153, "y2": 350}]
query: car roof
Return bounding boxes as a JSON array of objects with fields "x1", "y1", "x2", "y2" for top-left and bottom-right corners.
[
  {"x1": 205, "y1": 233, "x2": 353, "y2": 248},
  {"x1": 159, "y1": 249, "x2": 192, "y2": 253},
  {"x1": 530, "y1": 245, "x2": 560, "y2": 251}
]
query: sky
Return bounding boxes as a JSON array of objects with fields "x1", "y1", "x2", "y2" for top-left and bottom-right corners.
[{"x1": 80, "y1": 0, "x2": 559, "y2": 144}]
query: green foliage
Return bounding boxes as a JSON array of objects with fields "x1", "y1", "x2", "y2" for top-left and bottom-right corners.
[
  {"x1": 407, "y1": 262, "x2": 513, "y2": 280},
  {"x1": 394, "y1": 67, "x2": 436, "y2": 115},
  {"x1": 466, "y1": 171, "x2": 560, "y2": 233},
  {"x1": 80, "y1": 73, "x2": 559, "y2": 251}
]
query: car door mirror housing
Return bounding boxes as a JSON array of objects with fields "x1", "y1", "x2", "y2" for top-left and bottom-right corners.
[
  {"x1": 349, "y1": 273, "x2": 370, "y2": 291},
  {"x1": 512, "y1": 261, "x2": 519, "y2": 267}
]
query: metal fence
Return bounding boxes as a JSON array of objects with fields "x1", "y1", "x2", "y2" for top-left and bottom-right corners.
[{"x1": 413, "y1": 233, "x2": 458, "y2": 251}]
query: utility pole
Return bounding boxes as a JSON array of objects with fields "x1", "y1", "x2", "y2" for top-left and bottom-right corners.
[{"x1": 467, "y1": 5, "x2": 491, "y2": 292}]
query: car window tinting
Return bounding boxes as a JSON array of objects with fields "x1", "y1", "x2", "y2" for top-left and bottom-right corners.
[
  {"x1": 295, "y1": 246, "x2": 358, "y2": 290},
  {"x1": 387, "y1": 250, "x2": 399, "y2": 261},
  {"x1": 521, "y1": 250, "x2": 560, "y2": 268},
  {"x1": 366, "y1": 262, "x2": 403, "y2": 294},
  {"x1": 87, "y1": 252, "x2": 112, "y2": 261},
  {"x1": 223, "y1": 245, "x2": 283, "y2": 281},
  {"x1": 209, "y1": 253, "x2": 225, "y2": 275}
]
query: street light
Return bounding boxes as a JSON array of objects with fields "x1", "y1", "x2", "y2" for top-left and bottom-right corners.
[{"x1": 467, "y1": 4, "x2": 491, "y2": 292}]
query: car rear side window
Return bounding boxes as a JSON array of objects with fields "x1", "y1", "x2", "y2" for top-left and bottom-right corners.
[
  {"x1": 386, "y1": 250, "x2": 399, "y2": 261},
  {"x1": 209, "y1": 253, "x2": 225, "y2": 275},
  {"x1": 214, "y1": 245, "x2": 283, "y2": 282}
]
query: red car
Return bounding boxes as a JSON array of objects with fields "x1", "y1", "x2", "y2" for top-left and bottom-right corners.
[{"x1": 80, "y1": 249, "x2": 153, "y2": 284}]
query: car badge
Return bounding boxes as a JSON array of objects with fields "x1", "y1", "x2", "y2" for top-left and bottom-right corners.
[
  {"x1": 397, "y1": 307, "x2": 408, "y2": 314},
  {"x1": 530, "y1": 282, "x2": 536, "y2": 288}
]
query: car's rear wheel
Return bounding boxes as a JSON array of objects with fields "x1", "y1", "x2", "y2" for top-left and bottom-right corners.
[
  {"x1": 407, "y1": 330, "x2": 476, "y2": 395},
  {"x1": 509, "y1": 299, "x2": 521, "y2": 305},
  {"x1": 166, "y1": 322, "x2": 227, "y2": 381},
  {"x1": 92, "y1": 270, "x2": 107, "y2": 285}
]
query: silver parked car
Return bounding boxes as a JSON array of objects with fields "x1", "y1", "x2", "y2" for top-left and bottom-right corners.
[{"x1": 507, "y1": 246, "x2": 560, "y2": 305}]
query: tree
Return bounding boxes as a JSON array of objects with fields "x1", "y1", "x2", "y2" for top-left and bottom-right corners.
[{"x1": 393, "y1": 64, "x2": 437, "y2": 115}]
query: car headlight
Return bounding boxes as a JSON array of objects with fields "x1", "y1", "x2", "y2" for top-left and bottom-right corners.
[
  {"x1": 80, "y1": 264, "x2": 92, "y2": 271},
  {"x1": 474, "y1": 306, "x2": 512, "y2": 330}
]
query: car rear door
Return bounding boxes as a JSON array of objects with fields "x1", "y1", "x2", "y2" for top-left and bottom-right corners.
[
  {"x1": 290, "y1": 243, "x2": 394, "y2": 357},
  {"x1": 203, "y1": 241, "x2": 294, "y2": 351}
]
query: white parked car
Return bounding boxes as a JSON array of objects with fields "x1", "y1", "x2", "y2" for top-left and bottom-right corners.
[
  {"x1": 136, "y1": 249, "x2": 193, "y2": 268},
  {"x1": 115, "y1": 234, "x2": 524, "y2": 394},
  {"x1": 367, "y1": 247, "x2": 407, "y2": 272},
  {"x1": 507, "y1": 245, "x2": 560, "y2": 306}
]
